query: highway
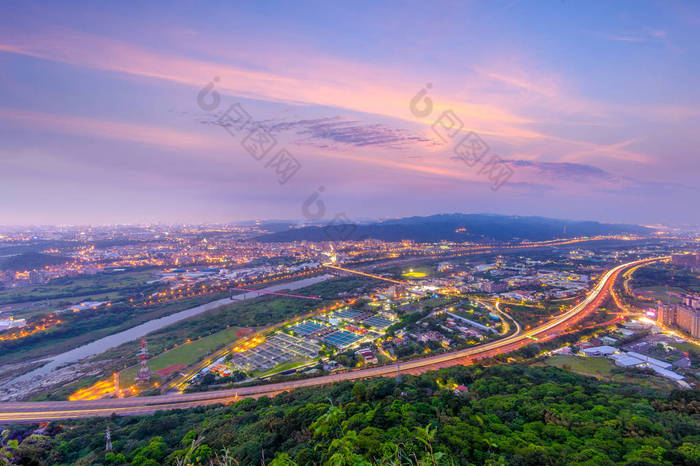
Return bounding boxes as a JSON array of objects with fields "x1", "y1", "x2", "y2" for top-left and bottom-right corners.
[{"x1": 0, "y1": 257, "x2": 664, "y2": 423}]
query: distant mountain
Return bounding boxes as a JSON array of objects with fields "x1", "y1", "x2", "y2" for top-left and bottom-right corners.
[{"x1": 256, "y1": 213, "x2": 651, "y2": 243}]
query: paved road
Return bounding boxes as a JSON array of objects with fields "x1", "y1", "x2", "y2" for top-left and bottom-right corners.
[
  {"x1": 0, "y1": 257, "x2": 663, "y2": 423},
  {"x1": 2, "y1": 274, "x2": 333, "y2": 391}
]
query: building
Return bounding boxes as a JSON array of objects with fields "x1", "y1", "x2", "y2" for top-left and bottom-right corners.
[
  {"x1": 500, "y1": 290, "x2": 536, "y2": 302},
  {"x1": 675, "y1": 306, "x2": 700, "y2": 338},
  {"x1": 453, "y1": 385, "x2": 469, "y2": 396},
  {"x1": 657, "y1": 304, "x2": 676, "y2": 327},
  {"x1": 387, "y1": 285, "x2": 407, "y2": 298},
  {"x1": 608, "y1": 352, "x2": 685, "y2": 381},
  {"x1": 582, "y1": 345, "x2": 618, "y2": 357},
  {"x1": 683, "y1": 294, "x2": 700, "y2": 309},
  {"x1": 0, "y1": 316, "x2": 27, "y2": 331},
  {"x1": 671, "y1": 253, "x2": 700, "y2": 268},
  {"x1": 478, "y1": 280, "x2": 507, "y2": 293},
  {"x1": 609, "y1": 353, "x2": 644, "y2": 367},
  {"x1": 446, "y1": 312, "x2": 498, "y2": 334},
  {"x1": 658, "y1": 303, "x2": 700, "y2": 338},
  {"x1": 625, "y1": 351, "x2": 673, "y2": 370},
  {"x1": 28, "y1": 270, "x2": 43, "y2": 285},
  {"x1": 356, "y1": 349, "x2": 378, "y2": 365}
]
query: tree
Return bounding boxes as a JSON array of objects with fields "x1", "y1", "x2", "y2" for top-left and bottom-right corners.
[
  {"x1": 194, "y1": 444, "x2": 213, "y2": 464},
  {"x1": 0, "y1": 430, "x2": 18, "y2": 466},
  {"x1": 24, "y1": 364, "x2": 700, "y2": 465},
  {"x1": 270, "y1": 452, "x2": 298, "y2": 465},
  {"x1": 352, "y1": 382, "x2": 367, "y2": 401},
  {"x1": 132, "y1": 436, "x2": 168, "y2": 465},
  {"x1": 678, "y1": 442, "x2": 700, "y2": 463},
  {"x1": 13, "y1": 434, "x2": 52, "y2": 466}
]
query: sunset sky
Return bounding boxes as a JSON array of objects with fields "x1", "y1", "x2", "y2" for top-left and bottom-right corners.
[{"x1": 1, "y1": 1, "x2": 699, "y2": 225}]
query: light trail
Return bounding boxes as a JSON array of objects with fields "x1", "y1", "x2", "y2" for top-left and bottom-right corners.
[
  {"x1": 495, "y1": 300, "x2": 522, "y2": 337},
  {"x1": 0, "y1": 257, "x2": 665, "y2": 423}
]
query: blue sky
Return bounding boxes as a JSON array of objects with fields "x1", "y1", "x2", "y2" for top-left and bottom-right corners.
[{"x1": 0, "y1": 1, "x2": 698, "y2": 225}]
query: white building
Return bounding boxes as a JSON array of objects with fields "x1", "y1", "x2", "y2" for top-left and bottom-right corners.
[
  {"x1": 0, "y1": 316, "x2": 27, "y2": 331},
  {"x1": 582, "y1": 345, "x2": 618, "y2": 357}
]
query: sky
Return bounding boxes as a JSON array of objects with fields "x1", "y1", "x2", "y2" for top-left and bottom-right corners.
[{"x1": 0, "y1": 0, "x2": 699, "y2": 226}]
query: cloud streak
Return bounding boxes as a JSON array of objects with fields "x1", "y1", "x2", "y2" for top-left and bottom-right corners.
[
  {"x1": 1, "y1": 24, "x2": 673, "y2": 170},
  {"x1": 0, "y1": 27, "x2": 570, "y2": 143},
  {"x1": 0, "y1": 106, "x2": 220, "y2": 150},
  {"x1": 504, "y1": 160, "x2": 615, "y2": 181}
]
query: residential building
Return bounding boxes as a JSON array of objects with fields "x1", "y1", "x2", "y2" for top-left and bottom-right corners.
[{"x1": 658, "y1": 303, "x2": 700, "y2": 338}]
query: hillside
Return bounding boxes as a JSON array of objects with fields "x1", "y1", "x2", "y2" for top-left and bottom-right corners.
[
  {"x1": 4, "y1": 364, "x2": 699, "y2": 465},
  {"x1": 257, "y1": 213, "x2": 650, "y2": 243}
]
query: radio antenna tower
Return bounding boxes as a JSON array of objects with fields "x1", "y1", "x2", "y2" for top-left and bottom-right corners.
[
  {"x1": 105, "y1": 426, "x2": 113, "y2": 452},
  {"x1": 135, "y1": 339, "x2": 152, "y2": 384}
]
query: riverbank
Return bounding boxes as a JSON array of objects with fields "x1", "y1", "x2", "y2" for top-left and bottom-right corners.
[{"x1": 0, "y1": 275, "x2": 332, "y2": 400}]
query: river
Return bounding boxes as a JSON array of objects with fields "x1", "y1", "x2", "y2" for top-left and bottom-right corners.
[{"x1": 6, "y1": 274, "x2": 332, "y2": 385}]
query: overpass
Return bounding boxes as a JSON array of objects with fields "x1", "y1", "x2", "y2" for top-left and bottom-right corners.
[{"x1": 0, "y1": 257, "x2": 664, "y2": 423}]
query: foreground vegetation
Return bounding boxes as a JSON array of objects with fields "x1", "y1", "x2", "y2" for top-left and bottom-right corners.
[{"x1": 3, "y1": 364, "x2": 699, "y2": 465}]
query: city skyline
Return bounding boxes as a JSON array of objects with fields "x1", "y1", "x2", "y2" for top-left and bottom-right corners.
[{"x1": 1, "y1": 1, "x2": 699, "y2": 225}]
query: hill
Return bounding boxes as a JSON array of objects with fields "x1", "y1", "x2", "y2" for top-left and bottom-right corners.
[
  {"x1": 258, "y1": 213, "x2": 650, "y2": 243},
  {"x1": 7, "y1": 364, "x2": 699, "y2": 465}
]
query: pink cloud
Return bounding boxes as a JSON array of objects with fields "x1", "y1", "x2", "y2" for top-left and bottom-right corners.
[
  {"x1": 0, "y1": 27, "x2": 544, "y2": 142},
  {"x1": 0, "y1": 106, "x2": 220, "y2": 149},
  {"x1": 0, "y1": 25, "x2": 670, "y2": 172}
]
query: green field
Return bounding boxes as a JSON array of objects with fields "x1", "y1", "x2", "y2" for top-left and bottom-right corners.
[
  {"x1": 0, "y1": 269, "x2": 159, "y2": 312},
  {"x1": 673, "y1": 341, "x2": 700, "y2": 355},
  {"x1": 119, "y1": 326, "x2": 244, "y2": 387},
  {"x1": 634, "y1": 286, "x2": 684, "y2": 304},
  {"x1": 544, "y1": 354, "x2": 614, "y2": 377},
  {"x1": 631, "y1": 264, "x2": 700, "y2": 294},
  {"x1": 503, "y1": 303, "x2": 554, "y2": 328}
]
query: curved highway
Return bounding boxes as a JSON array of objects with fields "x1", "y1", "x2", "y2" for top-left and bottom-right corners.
[{"x1": 0, "y1": 257, "x2": 664, "y2": 423}]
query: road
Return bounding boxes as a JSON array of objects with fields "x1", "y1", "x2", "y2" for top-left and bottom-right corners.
[
  {"x1": 2, "y1": 274, "x2": 333, "y2": 392},
  {"x1": 0, "y1": 257, "x2": 664, "y2": 423},
  {"x1": 164, "y1": 293, "x2": 353, "y2": 392}
]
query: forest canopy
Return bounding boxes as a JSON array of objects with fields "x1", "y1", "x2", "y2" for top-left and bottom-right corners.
[{"x1": 3, "y1": 364, "x2": 700, "y2": 465}]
